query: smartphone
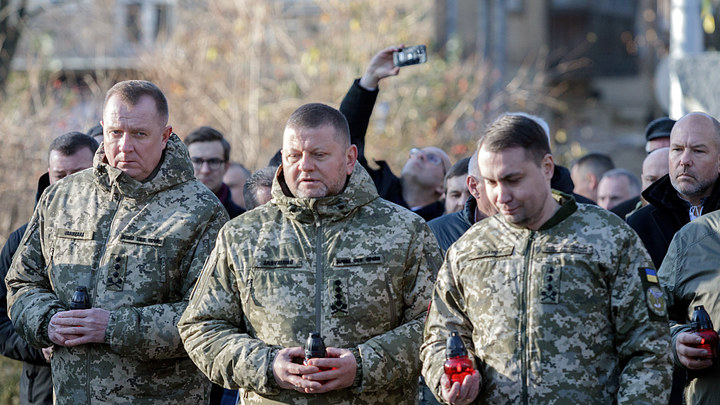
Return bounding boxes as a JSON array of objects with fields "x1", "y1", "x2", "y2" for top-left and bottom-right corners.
[{"x1": 393, "y1": 45, "x2": 428, "y2": 67}]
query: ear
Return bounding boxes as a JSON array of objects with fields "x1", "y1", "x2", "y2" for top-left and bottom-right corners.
[
  {"x1": 346, "y1": 144, "x2": 358, "y2": 175},
  {"x1": 587, "y1": 173, "x2": 599, "y2": 190},
  {"x1": 434, "y1": 181, "x2": 445, "y2": 196},
  {"x1": 161, "y1": 125, "x2": 172, "y2": 148},
  {"x1": 541, "y1": 154, "x2": 555, "y2": 181},
  {"x1": 467, "y1": 175, "x2": 482, "y2": 200}
]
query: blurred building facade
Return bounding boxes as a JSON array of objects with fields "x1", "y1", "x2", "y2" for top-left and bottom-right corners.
[{"x1": 435, "y1": 0, "x2": 673, "y2": 172}]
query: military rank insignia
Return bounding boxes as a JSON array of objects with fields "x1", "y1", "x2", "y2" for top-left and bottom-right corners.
[
  {"x1": 106, "y1": 255, "x2": 126, "y2": 291},
  {"x1": 328, "y1": 278, "x2": 348, "y2": 316},
  {"x1": 638, "y1": 267, "x2": 667, "y2": 321},
  {"x1": 540, "y1": 265, "x2": 560, "y2": 304}
]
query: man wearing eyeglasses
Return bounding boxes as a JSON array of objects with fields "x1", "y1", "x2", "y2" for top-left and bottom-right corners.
[
  {"x1": 398, "y1": 146, "x2": 451, "y2": 220},
  {"x1": 185, "y1": 126, "x2": 245, "y2": 218},
  {"x1": 186, "y1": 129, "x2": 244, "y2": 404}
]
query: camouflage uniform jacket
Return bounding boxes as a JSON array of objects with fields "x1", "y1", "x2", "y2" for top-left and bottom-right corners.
[
  {"x1": 5, "y1": 134, "x2": 228, "y2": 404},
  {"x1": 421, "y1": 191, "x2": 672, "y2": 404},
  {"x1": 659, "y1": 210, "x2": 720, "y2": 404},
  {"x1": 178, "y1": 163, "x2": 442, "y2": 405}
]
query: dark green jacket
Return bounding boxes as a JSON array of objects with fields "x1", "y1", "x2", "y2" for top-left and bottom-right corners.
[{"x1": 659, "y1": 209, "x2": 720, "y2": 404}]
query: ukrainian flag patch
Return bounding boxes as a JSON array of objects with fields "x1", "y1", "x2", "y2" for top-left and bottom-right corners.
[
  {"x1": 645, "y1": 268, "x2": 658, "y2": 284},
  {"x1": 637, "y1": 267, "x2": 667, "y2": 322}
]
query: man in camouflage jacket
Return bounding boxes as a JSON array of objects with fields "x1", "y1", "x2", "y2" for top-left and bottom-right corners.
[
  {"x1": 421, "y1": 113, "x2": 672, "y2": 404},
  {"x1": 5, "y1": 80, "x2": 227, "y2": 404},
  {"x1": 178, "y1": 103, "x2": 441, "y2": 405}
]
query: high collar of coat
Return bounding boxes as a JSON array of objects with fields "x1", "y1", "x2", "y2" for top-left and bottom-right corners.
[
  {"x1": 92, "y1": 133, "x2": 195, "y2": 200},
  {"x1": 271, "y1": 163, "x2": 379, "y2": 224}
]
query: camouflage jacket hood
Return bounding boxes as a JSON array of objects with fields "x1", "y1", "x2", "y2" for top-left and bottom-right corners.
[
  {"x1": 422, "y1": 192, "x2": 672, "y2": 404},
  {"x1": 93, "y1": 133, "x2": 196, "y2": 199},
  {"x1": 179, "y1": 163, "x2": 443, "y2": 405},
  {"x1": 6, "y1": 133, "x2": 228, "y2": 404},
  {"x1": 271, "y1": 162, "x2": 379, "y2": 223}
]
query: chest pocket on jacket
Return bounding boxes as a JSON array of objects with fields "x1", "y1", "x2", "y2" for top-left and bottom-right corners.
[
  {"x1": 245, "y1": 258, "x2": 314, "y2": 330},
  {"x1": 101, "y1": 234, "x2": 165, "y2": 303},
  {"x1": 540, "y1": 243, "x2": 596, "y2": 306},
  {"x1": 464, "y1": 246, "x2": 516, "y2": 312},
  {"x1": 330, "y1": 255, "x2": 397, "y2": 332},
  {"x1": 50, "y1": 228, "x2": 99, "y2": 305}
]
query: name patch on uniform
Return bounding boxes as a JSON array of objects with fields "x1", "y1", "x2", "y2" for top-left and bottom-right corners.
[
  {"x1": 57, "y1": 228, "x2": 94, "y2": 240},
  {"x1": 119, "y1": 234, "x2": 163, "y2": 247},
  {"x1": 256, "y1": 258, "x2": 301, "y2": 268},
  {"x1": 637, "y1": 267, "x2": 667, "y2": 322},
  {"x1": 471, "y1": 246, "x2": 514, "y2": 260},
  {"x1": 332, "y1": 255, "x2": 383, "y2": 267},
  {"x1": 541, "y1": 243, "x2": 594, "y2": 255}
]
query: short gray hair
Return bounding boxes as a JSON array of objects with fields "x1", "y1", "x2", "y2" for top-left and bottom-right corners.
[{"x1": 600, "y1": 168, "x2": 641, "y2": 195}]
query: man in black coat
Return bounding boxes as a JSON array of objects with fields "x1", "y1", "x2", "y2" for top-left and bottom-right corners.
[
  {"x1": 338, "y1": 46, "x2": 597, "y2": 221},
  {"x1": 338, "y1": 45, "x2": 451, "y2": 221},
  {"x1": 628, "y1": 113, "x2": 720, "y2": 405},
  {"x1": 1, "y1": 132, "x2": 97, "y2": 405},
  {"x1": 628, "y1": 112, "x2": 720, "y2": 270}
]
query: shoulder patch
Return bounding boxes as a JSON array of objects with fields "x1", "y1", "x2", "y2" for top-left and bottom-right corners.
[
  {"x1": 637, "y1": 267, "x2": 668, "y2": 321},
  {"x1": 643, "y1": 268, "x2": 659, "y2": 284}
]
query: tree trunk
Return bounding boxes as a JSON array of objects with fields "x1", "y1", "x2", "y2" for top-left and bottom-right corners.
[{"x1": 0, "y1": 0, "x2": 28, "y2": 95}]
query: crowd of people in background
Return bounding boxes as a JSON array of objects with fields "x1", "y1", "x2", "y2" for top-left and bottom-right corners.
[{"x1": 1, "y1": 45, "x2": 720, "y2": 405}]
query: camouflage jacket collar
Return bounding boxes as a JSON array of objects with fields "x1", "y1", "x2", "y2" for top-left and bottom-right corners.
[
  {"x1": 271, "y1": 163, "x2": 379, "y2": 223},
  {"x1": 538, "y1": 190, "x2": 578, "y2": 230},
  {"x1": 92, "y1": 134, "x2": 195, "y2": 199},
  {"x1": 496, "y1": 190, "x2": 577, "y2": 233}
]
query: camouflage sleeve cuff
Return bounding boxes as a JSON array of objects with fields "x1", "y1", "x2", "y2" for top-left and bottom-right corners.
[
  {"x1": 39, "y1": 308, "x2": 63, "y2": 347},
  {"x1": 670, "y1": 324, "x2": 692, "y2": 369},
  {"x1": 104, "y1": 310, "x2": 116, "y2": 344},
  {"x1": 263, "y1": 346, "x2": 282, "y2": 394},
  {"x1": 350, "y1": 347, "x2": 363, "y2": 393}
]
